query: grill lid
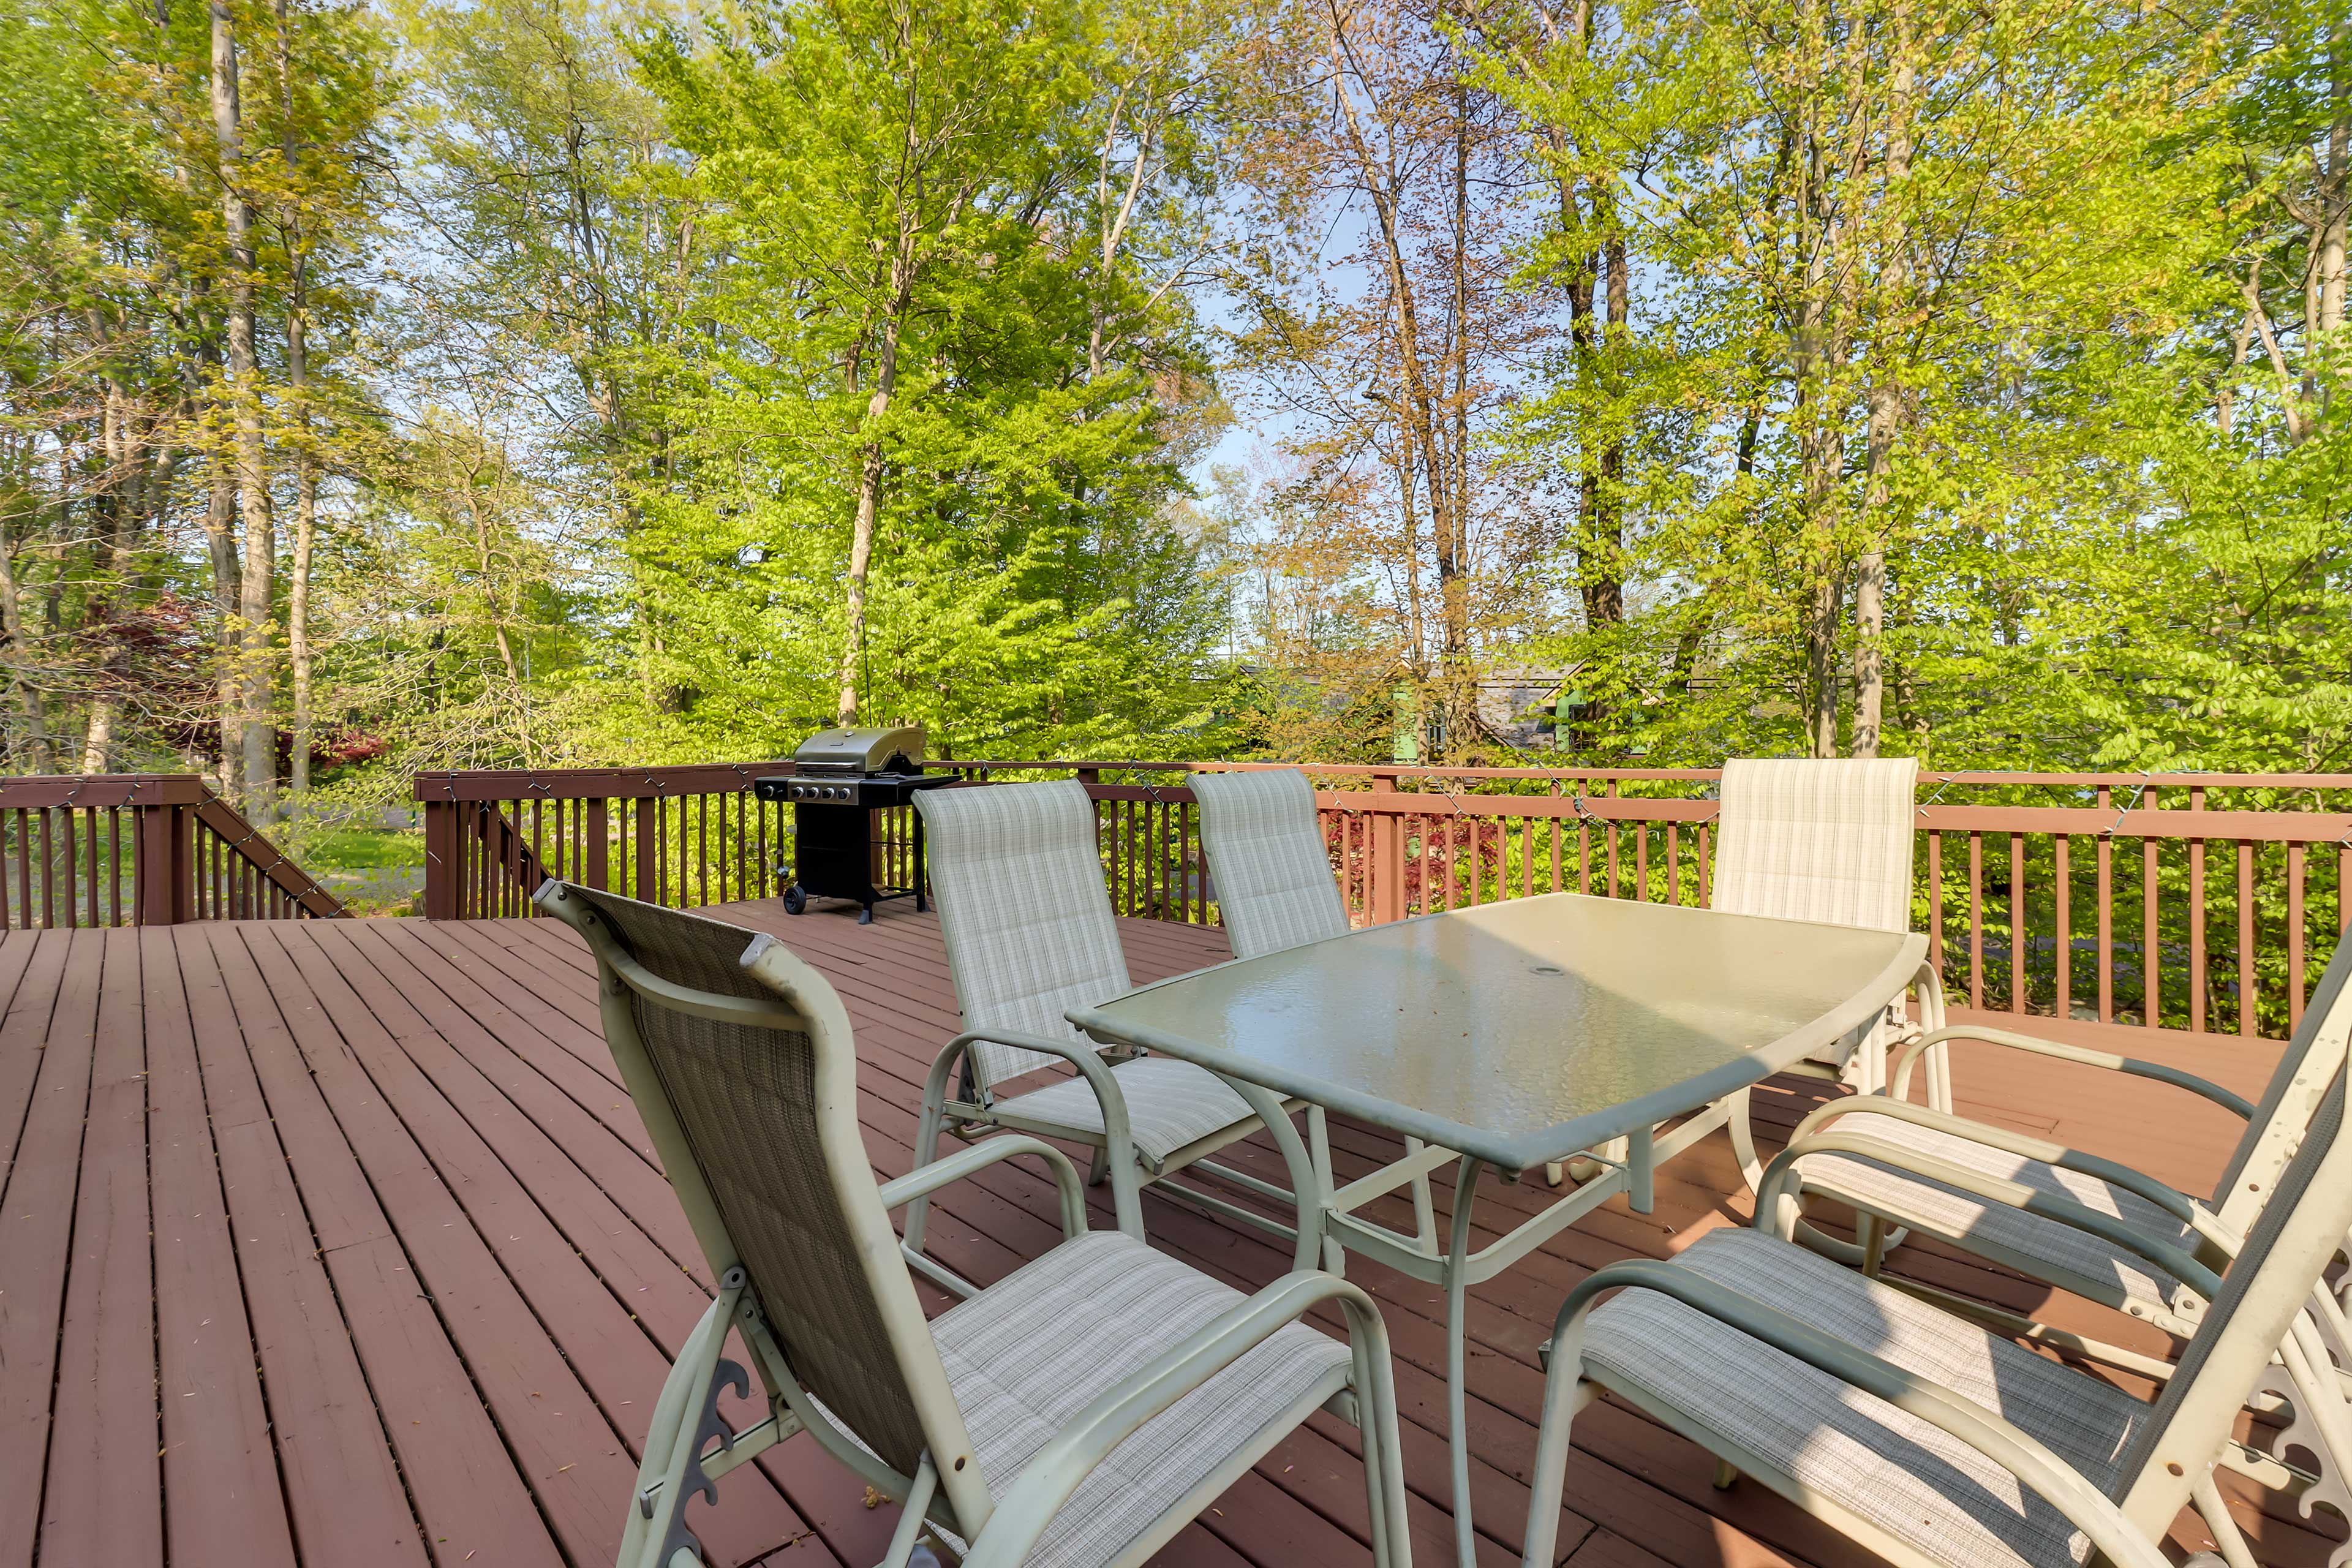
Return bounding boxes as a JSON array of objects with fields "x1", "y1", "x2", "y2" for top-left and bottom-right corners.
[{"x1": 793, "y1": 725, "x2": 927, "y2": 775}]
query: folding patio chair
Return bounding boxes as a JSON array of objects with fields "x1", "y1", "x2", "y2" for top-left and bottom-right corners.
[
  {"x1": 1191, "y1": 766, "x2": 1439, "y2": 1257},
  {"x1": 1758, "y1": 927, "x2": 2352, "y2": 1393},
  {"x1": 905, "y1": 780, "x2": 1306, "y2": 1277},
  {"x1": 1520, "y1": 1055, "x2": 2352, "y2": 1568},
  {"x1": 535, "y1": 880, "x2": 1412, "y2": 1568},
  {"x1": 1708, "y1": 756, "x2": 1948, "y2": 1196}
]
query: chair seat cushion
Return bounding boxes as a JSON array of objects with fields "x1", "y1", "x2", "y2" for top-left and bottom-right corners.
[
  {"x1": 991, "y1": 1055, "x2": 1259, "y2": 1165},
  {"x1": 1581, "y1": 1228, "x2": 2147, "y2": 1568},
  {"x1": 1792, "y1": 1110, "x2": 2200, "y2": 1316},
  {"x1": 933, "y1": 1231, "x2": 1352, "y2": 1568}
]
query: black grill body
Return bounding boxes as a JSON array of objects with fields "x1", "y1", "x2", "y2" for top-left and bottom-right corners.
[{"x1": 758, "y1": 727, "x2": 950, "y2": 924}]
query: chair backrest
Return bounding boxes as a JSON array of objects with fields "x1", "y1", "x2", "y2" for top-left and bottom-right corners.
[
  {"x1": 1709, "y1": 758, "x2": 1919, "y2": 933},
  {"x1": 915, "y1": 780, "x2": 1132, "y2": 1093},
  {"x1": 2209, "y1": 929, "x2": 2352, "y2": 1223},
  {"x1": 1190, "y1": 768, "x2": 1351, "y2": 960},
  {"x1": 2116, "y1": 1061, "x2": 2352, "y2": 1532},
  {"x1": 535, "y1": 882, "x2": 981, "y2": 1510}
]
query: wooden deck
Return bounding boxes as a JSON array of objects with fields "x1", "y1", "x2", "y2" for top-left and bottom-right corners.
[{"x1": 0, "y1": 905, "x2": 2339, "y2": 1568}]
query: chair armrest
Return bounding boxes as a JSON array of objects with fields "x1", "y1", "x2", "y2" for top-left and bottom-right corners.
[
  {"x1": 962, "y1": 1272, "x2": 1392, "y2": 1568},
  {"x1": 1544, "y1": 1258, "x2": 2176, "y2": 1568},
  {"x1": 1758, "y1": 1131, "x2": 2223, "y2": 1302},
  {"x1": 1784, "y1": 1096, "x2": 2224, "y2": 1246},
  {"x1": 877, "y1": 1137, "x2": 1088, "y2": 1239},
  {"x1": 1892, "y1": 1025, "x2": 2258, "y2": 1121},
  {"x1": 936, "y1": 1025, "x2": 1129, "y2": 1123}
]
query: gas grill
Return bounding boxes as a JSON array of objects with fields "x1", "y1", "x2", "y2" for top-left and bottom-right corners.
[{"x1": 755, "y1": 725, "x2": 952, "y2": 923}]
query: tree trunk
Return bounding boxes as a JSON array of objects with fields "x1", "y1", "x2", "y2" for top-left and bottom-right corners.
[
  {"x1": 1850, "y1": 1, "x2": 1915, "y2": 761},
  {"x1": 2321, "y1": 15, "x2": 2348, "y2": 369},
  {"x1": 278, "y1": 0, "x2": 316, "y2": 797},
  {"x1": 839, "y1": 221, "x2": 918, "y2": 728},
  {"x1": 0, "y1": 527, "x2": 47, "y2": 772},
  {"x1": 1322, "y1": 4, "x2": 1467, "y2": 752},
  {"x1": 213, "y1": 0, "x2": 275, "y2": 814},
  {"x1": 205, "y1": 458, "x2": 243, "y2": 797}
]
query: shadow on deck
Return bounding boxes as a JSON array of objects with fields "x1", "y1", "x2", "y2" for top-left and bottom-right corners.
[{"x1": 0, "y1": 903, "x2": 2333, "y2": 1568}]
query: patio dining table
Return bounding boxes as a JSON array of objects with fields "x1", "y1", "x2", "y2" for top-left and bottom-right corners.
[{"x1": 1068, "y1": 891, "x2": 1932, "y2": 1568}]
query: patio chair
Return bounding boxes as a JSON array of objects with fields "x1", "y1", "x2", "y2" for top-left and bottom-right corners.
[
  {"x1": 534, "y1": 880, "x2": 1413, "y2": 1568},
  {"x1": 905, "y1": 780, "x2": 1306, "y2": 1277},
  {"x1": 1708, "y1": 756, "x2": 1947, "y2": 1194},
  {"x1": 1520, "y1": 1054, "x2": 2352, "y2": 1568},
  {"x1": 1191, "y1": 766, "x2": 1439, "y2": 1257},
  {"x1": 1758, "y1": 927, "x2": 2352, "y2": 1390}
]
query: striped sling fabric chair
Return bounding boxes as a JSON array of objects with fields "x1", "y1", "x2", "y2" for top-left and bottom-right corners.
[
  {"x1": 1759, "y1": 927, "x2": 2352, "y2": 1392},
  {"x1": 1190, "y1": 765, "x2": 1440, "y2": 1258},
  {"x1": 1708, "y1": 756, "x2": 1949, "y2": 1197},
  {"x1": 1520, "y1": 1057, "x2": 2352, "y2": 1568},
  {"x1": 535, "y1": 880, "x2": 1413, "y2": 1568},
  {"x1": 904, "y1": 780, "x2": 1307, "y2": 1273}
]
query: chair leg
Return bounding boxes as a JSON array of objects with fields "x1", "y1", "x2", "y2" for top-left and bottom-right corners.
[
  {"x1": 907, "y1": 1083, "x2": 948, "y2": 1256},
  {"x1": 1104, "y1": 1136, "x2": 1147, "y2": 1241},
  {"x1": 876, "y1": 1455, "x2": 940, "y2": 1568},
  {"x1": 1520, "y1": 1349, "x2": 1593, "y2": 1567},
  {"x1": 1712, "y1": 1458, "x2": 1739, "y2": 1490},
  {"x1": 624, "y1": 1277, "x2": 747, "y2": 1568},
  {"x1": 1343, "y1": 1292, "x2": 1412, "y2": 1568}
]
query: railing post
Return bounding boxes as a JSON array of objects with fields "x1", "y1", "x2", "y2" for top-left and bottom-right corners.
[
  {"x1": 135, "y1": 800, "x2": 194, "y2": 925},
  {"x1": 1371, "y1": 768, "x2": 1404, "y2": 925},
  {"x1": 421, "y1": 799, "x2": 459, "y2": 920}
]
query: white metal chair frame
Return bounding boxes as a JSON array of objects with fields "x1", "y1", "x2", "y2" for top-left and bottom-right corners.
[
  {"x1": 1706, "y1": 758, "x2": 1953, "y2": 1204},
  {"x1": 1521, "y1": 1061, "x2": 2352, "y2": 1568},
  {"x1": 537, "y1": 880, "x2": 1414, "y2": 1568},
  {"x1": 1189, "y1": 765, "x2": 1441, "y2": 1261},
  {"x1": 903, "y1": 782, "x2": 1313, "y2": 1282},
  {"x1": 1776, "y1": 939, "x2": 2352, "y2": 1365}
]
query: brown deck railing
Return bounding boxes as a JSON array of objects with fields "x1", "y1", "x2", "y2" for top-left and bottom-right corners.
[
  {"x1": 417, "y1": 760, "x2": 2352, "y2": 1041},
  {"x1": 0, "y1": 774, "x2": 349, "y2": 925}
]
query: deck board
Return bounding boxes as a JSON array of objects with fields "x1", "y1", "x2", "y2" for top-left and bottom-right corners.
[{"x1": 0, "y1": 907, "x2": 2340, "y2": 1568}]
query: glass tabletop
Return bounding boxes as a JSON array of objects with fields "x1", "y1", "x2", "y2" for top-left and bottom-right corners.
[{"x1": 1069, "y1": 892, "x2": 1927, "y2": 1172}]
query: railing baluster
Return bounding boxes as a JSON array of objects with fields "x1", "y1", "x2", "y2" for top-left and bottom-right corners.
[
  {"x1": 1968, "y1": 831, "x2": 1985, "y2": 1009},
  {"x1": 2097, "y1": 823, "x2": 2114, "y2": 1023},
  {"x1": 2290, "y1": 841, "x2": 2308, "y2": 1031},
  {"x1": 2054, "y1": 834, "x2": 2070, "y2": 1021},
  {"x1": 2237, "y1": 838, "x2": 2257, "y2": 1038},
  {"x1": 40, "y1": 807, "x2": 57, "y2": 928},
  {"x1": 2009, "y1": 832, "x2": 2027, "y2": 1014},
  {"x1": 2190, "y1": 829, "x2": 2207, "y2": 1033},
  {"x1": 1605, "y1": 782, "x2": 1621, "y2": 897},
  {"x1": 2144, "y1": 826, "x2": 2163, "y2": 1028},
  {"x1": 1926, "y1": 829, "x2": 1943, "y2": 989}
]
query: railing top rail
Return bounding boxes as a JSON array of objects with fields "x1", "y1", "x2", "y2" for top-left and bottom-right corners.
[
  {"x1": 413, "y1": 761, "x2": 797, "y2": 802},
  {"x1": 962, "y1": 760, "x2": 2352, "y2": 789},
  {"x1": 191, "y1": 797, "x2": 350, "y2": 918},
  {"x1": 0, "y1": 773, "x2": 214, "y2": 808}
]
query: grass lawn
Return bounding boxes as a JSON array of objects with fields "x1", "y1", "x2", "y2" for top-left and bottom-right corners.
[{"x1": 300, "y1": 826, "x2": 426, "y2": 873}]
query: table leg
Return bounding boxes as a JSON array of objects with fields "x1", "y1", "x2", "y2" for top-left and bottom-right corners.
[
  {"x1": 1446, "y1": 1153, "x2": 1483, "y2": 1568},
  {"x1": 1629, "y1": 1125, "x2": 1654, "y2": 1213},
  {"x1": 1309, "y1": 1106, "x2": 1346, "y2": 1276}
]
